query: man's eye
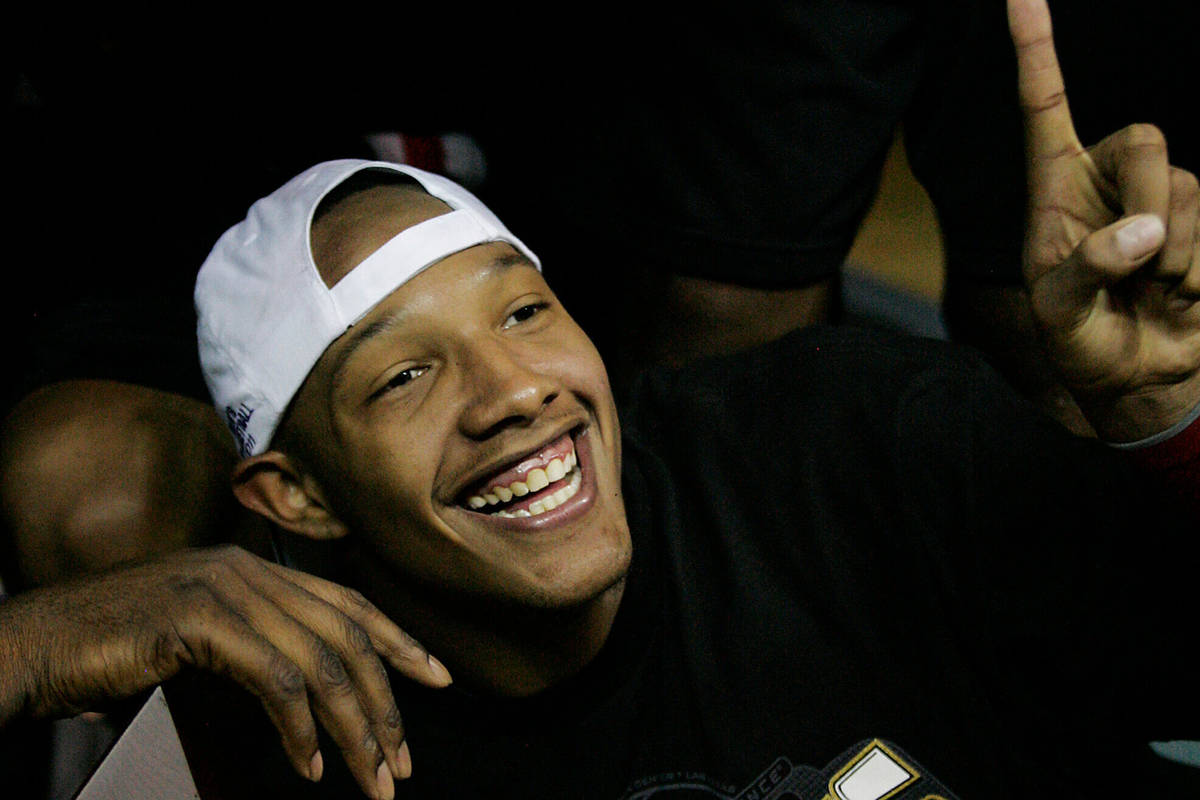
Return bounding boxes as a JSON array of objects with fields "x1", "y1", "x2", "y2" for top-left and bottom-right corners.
[
  {"x1": 373, "y1": 366, "x2": 428, "y2": 398},
  {"x1": 504, "y1": 303, "x2": 548, "y2": 328}
]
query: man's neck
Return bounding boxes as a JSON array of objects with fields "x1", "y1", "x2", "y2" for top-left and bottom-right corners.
[{"x1": 348, "y1": 555, "x2": 627, "y2": 697}]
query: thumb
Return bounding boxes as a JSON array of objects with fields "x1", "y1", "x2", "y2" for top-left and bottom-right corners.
[
  {"x1": 1030, "y1": 214, "x2": 1165, "y2": 328},
  {"x1": 1111, "y1": 213, "x2": 1168, "y2": 265}
]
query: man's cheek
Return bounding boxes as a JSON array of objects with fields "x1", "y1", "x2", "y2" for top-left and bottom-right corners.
[{"x1": 555, "y1": 349, "x2": 610, "y2": 390}]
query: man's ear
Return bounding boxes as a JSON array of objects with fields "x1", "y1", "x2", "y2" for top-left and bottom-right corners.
[{"x1": 231, "y1": 451, "x2": 349, "y2": 540}]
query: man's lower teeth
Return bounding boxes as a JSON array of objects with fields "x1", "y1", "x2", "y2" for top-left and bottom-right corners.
[{"x1": 493, "y1": 469, "x2": 581, "y2": 518}]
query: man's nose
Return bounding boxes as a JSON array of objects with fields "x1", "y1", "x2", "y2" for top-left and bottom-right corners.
[{"x1": 456, "y1": 339, "x2": 558, "y2": 440}]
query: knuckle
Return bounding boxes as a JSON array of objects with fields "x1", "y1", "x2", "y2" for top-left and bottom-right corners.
[
  {"x1": 207, "y1": 543, "x2": 247, "y2": 565},
  {"x1": 316, "y1": 645, "x2": 351, "y2": 690},
  {"x1": 133, "y1": 625, "x2": 185, "y2": 676},
  {"x1": 1171, "y1": 168, "x2": 1200, "y2": 202},
  {"x1": 343, "y1": 618, "x2": 375, "y2": 657},
  {"x1": 1157, "y1": 349, "x2": 1198, "y2": 379},
  {"x1": 384, "y1": 702, "x2": 404, "y2": 733},
  {"x1": 197, "y1": 545, "x2": 258, "y2": 582},
  {"x1": 150, "y1": 630, "x2": 183, "y2": 672},
  {"x1": 1180, "y1": 273, "x2": 1200, "y2": 291},
  {"x1": 181, "y1": 634, "x2": 221, "y2": 673},
  {"x1": 148, "y1": 630, "x2": 173, "y2": 665},
  {"x1": 199, "y1": 557, "x2": 240, "y2": 588},
  {"x1": 1121, "y1": 122, "x2": 1167, "y2": 152},
  {"x1": 1183, "y1": 264, "x2": 1200, "y2": 296},
  {"x1": 1159, "y1": 260, "x2": 1188, "y2": 280},
  {"x1": 359, "y1": 719, "x2": 381, "y2": 755},
  {"x1": 1030, "y1": 137, "x2": 1079, "y2": 164},
  {"x1": 269, "y1": 655, "x2": 307, "y2": 700},
  {"x1": 168, "y1": 580, "x2": 235, "y2": 631},
  {"x1": 168, "y1": 574, "x2": 216, "y2": 604},
  {"x1": 1078, "y1": 232, "x2": 1112, "y2": 265},
  {"x1": 338, "y1": 586, "x2": 373, "y2": 611}
]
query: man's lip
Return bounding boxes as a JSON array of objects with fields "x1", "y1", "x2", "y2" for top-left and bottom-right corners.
[{"x1": 452, "y1": 425, "x2": 582, "y2": 504}]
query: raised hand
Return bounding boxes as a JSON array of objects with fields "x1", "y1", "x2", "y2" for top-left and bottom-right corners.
[
  {"x1": 1008, "y1": 0, "x2": 1200, "y2": 442},
  {"x1": 0, "y1": 545, "x2": 452, "y2": 799}
]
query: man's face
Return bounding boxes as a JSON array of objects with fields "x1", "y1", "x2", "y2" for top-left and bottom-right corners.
[{"x1": 290, "y1": 189, "x2": 631, "y2": 612}]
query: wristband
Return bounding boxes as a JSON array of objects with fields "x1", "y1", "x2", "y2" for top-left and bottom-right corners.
[
  {"x1": 1109, "y1": 399, "x2": 1200, "y2": 517},
  {"x1": 1107, "y1": 397, "x2": 1200, "y2": 453}
]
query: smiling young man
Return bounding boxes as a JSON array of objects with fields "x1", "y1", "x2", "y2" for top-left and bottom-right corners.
[
  {"x1": 172, "y1": 0, "x2": 1200, "y2": 793},
  {"x1": 3, "y1": 0, "x2": 1199, "y2": 796},
  {"x1": 186, "y1": 165, "x2": 1200, "y2": 800},
  {"x1": 220, "y1": 174, "x2": 633, "y2": 701}
]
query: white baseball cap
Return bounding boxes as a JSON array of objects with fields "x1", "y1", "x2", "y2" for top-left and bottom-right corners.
[{"x1": 195, "y1": 159, "x2": 541, "y2": 457}]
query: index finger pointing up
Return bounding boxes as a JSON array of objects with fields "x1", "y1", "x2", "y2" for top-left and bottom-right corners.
[{"x1": 1008, "y1": 0, "x2": 1082, "y2": 163}]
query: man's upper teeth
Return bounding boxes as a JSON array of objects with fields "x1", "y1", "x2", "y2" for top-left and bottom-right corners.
[
  {"x1": 465, "y1": 449, "x2": 578, "y2": 511},
  {"x1": 496, "y1": 468, "x2": 582, "y2": 518}
]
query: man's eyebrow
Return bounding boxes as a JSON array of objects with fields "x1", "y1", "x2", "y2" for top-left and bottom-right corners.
[
  {"x1": 491, "y1": 251, "x2": 534, "y2": 271},
  {"x1": 328, "y1": 250, "x2": 537, "y2": 387},
  {"x1": 330, "y1": 314, "x2": 405, "y2": 388}
]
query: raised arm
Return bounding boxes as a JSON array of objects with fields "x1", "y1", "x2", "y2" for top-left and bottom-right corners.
[{"x1": 1008, "y1": 0, "x2": 1200, "y2": 442}]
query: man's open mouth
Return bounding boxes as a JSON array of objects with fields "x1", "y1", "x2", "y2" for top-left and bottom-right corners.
[{"x1": 460, "y1": 432, "x2": 582, "y2": 518}]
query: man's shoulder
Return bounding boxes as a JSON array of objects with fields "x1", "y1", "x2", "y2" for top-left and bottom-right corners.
[{"x1": 621, "y1": 324, "x2": 995, "y2": 434}]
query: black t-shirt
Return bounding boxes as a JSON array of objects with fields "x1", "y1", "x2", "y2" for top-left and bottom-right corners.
[{"x1": 176, "y1": 325, "x2": 1200, "y2": 798}]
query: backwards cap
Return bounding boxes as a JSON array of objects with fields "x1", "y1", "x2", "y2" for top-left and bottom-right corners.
[{"x1": 195, "y1": 159, "x2": 541, "y2": 457}]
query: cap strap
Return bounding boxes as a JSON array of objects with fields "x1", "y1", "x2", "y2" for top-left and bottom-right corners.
[{"x1": 328, "y1": 209, "x2": 497, "y2": 326}]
